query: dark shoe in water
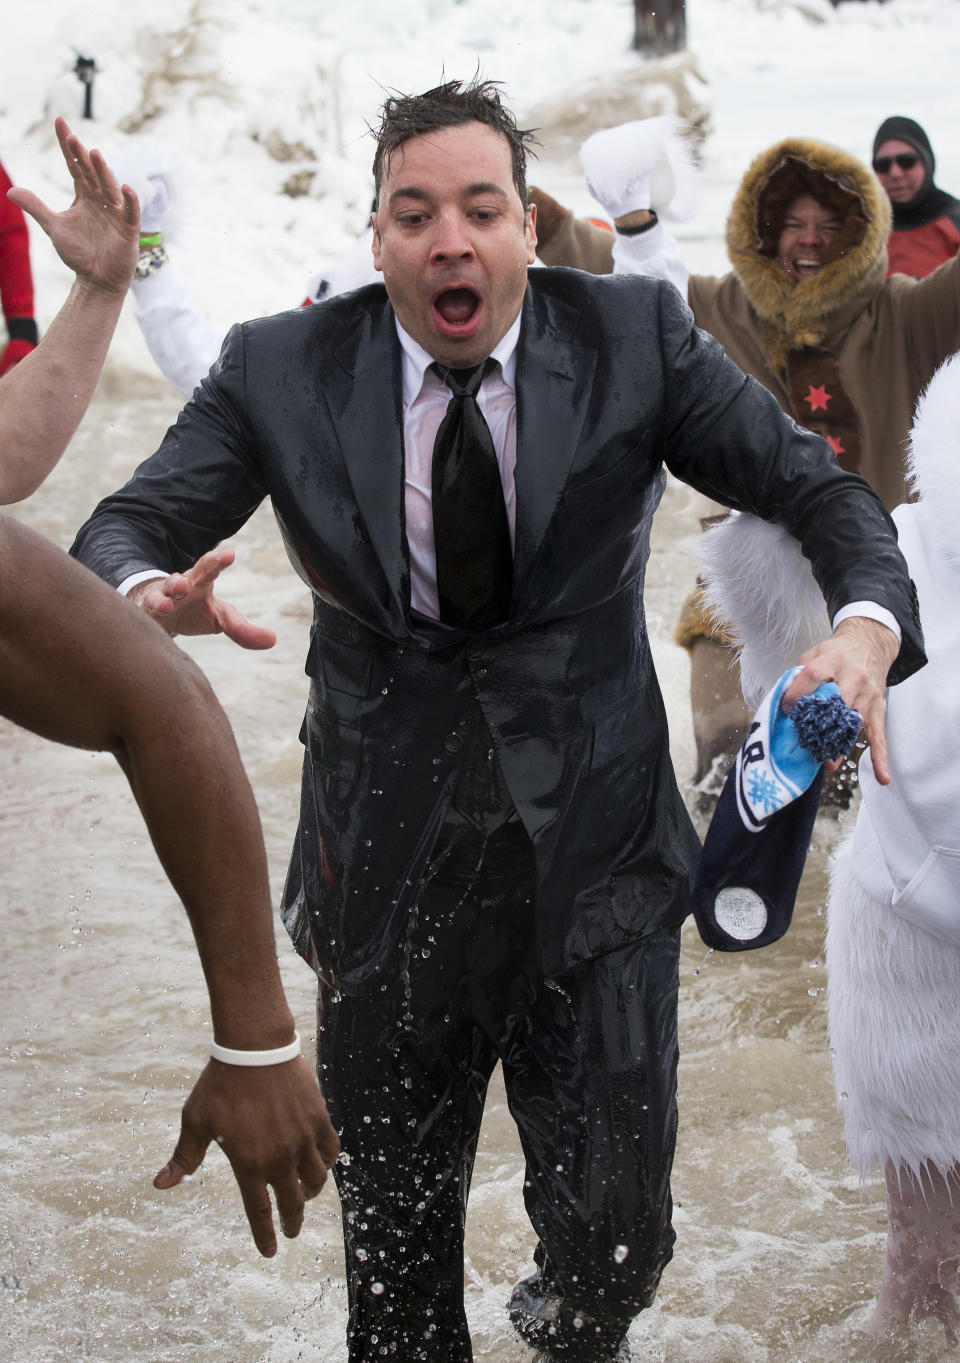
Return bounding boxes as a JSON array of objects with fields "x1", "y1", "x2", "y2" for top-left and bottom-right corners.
[{"x1": 509, "y1": 1274, "x2": 632, "y2": 1361}]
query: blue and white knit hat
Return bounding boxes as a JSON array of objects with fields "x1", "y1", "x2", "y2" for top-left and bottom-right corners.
[{"x1": 694, "y1": 667, "x2": 860, "y2": 951}]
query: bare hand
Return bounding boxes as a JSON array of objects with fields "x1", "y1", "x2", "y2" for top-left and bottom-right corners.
[
  {"x1": 7, "y1": 117, "x2": 139, "y2": 295},
  {"x1": 153, "y1": 1056, "x2": 340, "y2": 1256},
  {"x1": 781, "y1": 616, "x2": 900, "y2": 785},
  {"x1": 130, "y1": 546, "x2": 276, "y2": 650}
]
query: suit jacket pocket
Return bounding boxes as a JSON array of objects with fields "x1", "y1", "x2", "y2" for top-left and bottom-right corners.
[
  {"x1": 307, "y1": 598, "x2": 379, "y2": 697},
  {"x1": 303, "y1": 699, "x2": 363, "y2": 784},
  {"x1": 318, "y1": 646, "x2": 373, "y2": 698},
  {"x1": 563, "y1": 431, "x2": 652, "y2": 494}
]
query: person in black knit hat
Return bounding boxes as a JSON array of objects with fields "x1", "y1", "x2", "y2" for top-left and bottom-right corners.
[{"x1": 872, "y1": 115, "x2": 960, "y2": 278}]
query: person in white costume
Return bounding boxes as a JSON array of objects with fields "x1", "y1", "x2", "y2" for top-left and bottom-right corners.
[
  {"x1": 135, "y1": 222, "x2": 378, "y2": 397},
  {"x1": 107, "y1": 151, "x2": 379, "y2": 398},
  {"x1": 697, "y1": 352, "x2": 960, "y2": 1337}
]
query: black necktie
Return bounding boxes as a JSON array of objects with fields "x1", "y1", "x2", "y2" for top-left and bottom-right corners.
[{"x1": 431, "y1": 360, "x2": 512, "y2": 630}]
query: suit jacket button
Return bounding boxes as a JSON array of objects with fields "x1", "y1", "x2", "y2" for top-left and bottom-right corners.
[{"x1": 443, "y1": 733, "x2": 464, "y2": 754}]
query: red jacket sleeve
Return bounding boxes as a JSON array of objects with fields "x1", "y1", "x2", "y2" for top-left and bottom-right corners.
[{"x1": 0, "y1": 158, "x2": 36, "y2": 329}]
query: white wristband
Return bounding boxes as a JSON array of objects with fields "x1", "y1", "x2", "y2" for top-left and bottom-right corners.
[{"x1": 210, "y1": 1031, "x2": 301, "y2": 1066}]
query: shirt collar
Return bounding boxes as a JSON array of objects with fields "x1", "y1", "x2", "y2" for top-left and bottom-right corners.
[{"x1": 396, "y1": 309, "x2": 522, "y2": 405}]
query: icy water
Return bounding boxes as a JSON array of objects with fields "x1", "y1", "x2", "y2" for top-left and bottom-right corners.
[{"x1": 0, "y1": 369, "x2": 948, "y2": 1362}]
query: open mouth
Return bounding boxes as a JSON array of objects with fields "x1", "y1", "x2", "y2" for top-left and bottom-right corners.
[
  {"x1": 792, "y1": 258, "x2": 822, "y2": 278},
  {"x1": 433, "y1": 287, "x2": 481, "y2": 328}
]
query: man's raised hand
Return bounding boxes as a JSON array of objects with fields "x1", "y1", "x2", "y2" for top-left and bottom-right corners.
[{"x1": 129, "y1": 546, "x2": 277, "y2": 650}]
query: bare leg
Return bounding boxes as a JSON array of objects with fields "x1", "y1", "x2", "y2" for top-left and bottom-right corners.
[{"x1": 868, "y1": 1162, "x2": 960, "y2": 1340}]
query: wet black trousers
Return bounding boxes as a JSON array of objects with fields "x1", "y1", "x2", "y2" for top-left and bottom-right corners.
[{"x1": 317, "y1": 820, "x2": 681, "y2": 1362}]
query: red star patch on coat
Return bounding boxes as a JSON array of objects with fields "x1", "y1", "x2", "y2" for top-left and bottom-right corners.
[
  {"x1": 805, "y1": 385, "x2": 831, "y2": 412},
  {"x1": 826, "y1": 435, "x2": 845, "y2": 457}
]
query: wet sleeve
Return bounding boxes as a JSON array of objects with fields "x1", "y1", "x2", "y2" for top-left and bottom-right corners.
[
  {"x1": 70, "y1": 323, "x2": 268, "y2": 586},
  {"x1": 655, "y1": 281, "x2": 925, "y2": 684}
]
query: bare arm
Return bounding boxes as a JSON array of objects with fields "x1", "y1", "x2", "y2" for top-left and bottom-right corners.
[
  {"x1": 0, "y1": 118, "x2": 139, "y2": 503},
  {"x1": 0, "y1": 517, "x2": 336, "y2": 1254}
]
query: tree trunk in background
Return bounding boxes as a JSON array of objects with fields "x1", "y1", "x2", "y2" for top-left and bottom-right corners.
[{"x1": 633, "y1": 0, "x2": 686, "y2": 55}]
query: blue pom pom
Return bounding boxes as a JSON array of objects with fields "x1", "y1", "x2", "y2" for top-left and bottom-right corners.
[{"x1": 791, "y1": 693, "x2": 861, "y2": 762}]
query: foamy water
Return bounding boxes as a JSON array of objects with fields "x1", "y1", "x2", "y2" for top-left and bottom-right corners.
[{"x1": 0, "y1": 368, "x2": 947, "y2": 1362}]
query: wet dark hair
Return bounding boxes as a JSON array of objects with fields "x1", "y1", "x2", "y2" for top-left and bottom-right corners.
[{"x1": 371, "y1": 77, "x2": 538, "y2": 209}]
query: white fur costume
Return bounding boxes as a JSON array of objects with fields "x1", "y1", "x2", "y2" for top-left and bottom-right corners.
[{"x1": 698, "y1": 352, "x2": 960, "y2": 1183}]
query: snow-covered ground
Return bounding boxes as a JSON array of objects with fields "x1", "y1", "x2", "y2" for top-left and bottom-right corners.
[{"x1": 4, "y1": 0, "x2": 960, "y2": 377}]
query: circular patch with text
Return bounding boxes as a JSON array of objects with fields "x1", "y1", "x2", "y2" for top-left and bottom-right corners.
[{"x1": 714, "y1": 887, "x2": 768, "y2": 941}]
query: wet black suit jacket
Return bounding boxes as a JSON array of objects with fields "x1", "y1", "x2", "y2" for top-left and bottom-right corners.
[{"x1": 71, "y1": 270, "x2": 925, "y2": 989}]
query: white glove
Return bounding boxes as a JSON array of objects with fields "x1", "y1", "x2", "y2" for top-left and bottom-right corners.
[
  {"x1": 100, "y1": 138, "x2": 182, "y2": 240},
  {"x1": 139, "y1": 176, "x2": 169, "y2": 235},
  {"x1": 579, "y1": 116, "x2": 697, "y2": 222}
]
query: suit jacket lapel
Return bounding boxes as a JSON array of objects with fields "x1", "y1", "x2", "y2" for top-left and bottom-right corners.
[
  {"x1": 513, "y1": 283, "x2": 596, "y2": 600},
  {"x1": 324, "y1": 281, "x2": 597, "y2": 633},
  {"x1": 327, "y1": 293, "x2": 411, "y2": 625}
]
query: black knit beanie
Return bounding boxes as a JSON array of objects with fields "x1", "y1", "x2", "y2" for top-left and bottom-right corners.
[{"x1": 873, "y1": 116, "x2": 934, "y2": 180}]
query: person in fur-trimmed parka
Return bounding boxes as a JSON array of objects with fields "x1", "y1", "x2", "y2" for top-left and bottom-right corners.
[
  {"x1": 533, "y1": 129, "x2": 960, "y2": 791},
  {"x1": 697, "y1": 350, "x2": 960, "y2": 1335},
  {"x1": 535, "y1": 130, "x2": 960, "y2": 511}
]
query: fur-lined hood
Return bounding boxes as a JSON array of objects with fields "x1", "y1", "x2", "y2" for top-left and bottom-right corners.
[{"x1": 725, "y1": 137, "x2": 891, "y2": 372}]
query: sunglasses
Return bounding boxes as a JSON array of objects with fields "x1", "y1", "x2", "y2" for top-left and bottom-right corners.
[{"x1": 873, "y1": 153, "x2": 920, "y2": 174}]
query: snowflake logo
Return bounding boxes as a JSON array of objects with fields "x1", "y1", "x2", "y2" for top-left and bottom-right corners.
[{"x1": 746, "y1": 768, "x2": 784, "y2": 814}]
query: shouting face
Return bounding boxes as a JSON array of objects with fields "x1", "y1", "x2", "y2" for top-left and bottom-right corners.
[
  {"x1": 776, "y1": 193, "x2": 846, "y2": 283},
  {"x1": 371, "y1": 120, "x2": 537, "y2": 369}
]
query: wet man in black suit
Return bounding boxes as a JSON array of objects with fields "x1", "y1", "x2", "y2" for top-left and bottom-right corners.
[{"x1": 71, "y1": 78, "x2": 923, "y2": 1363}]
